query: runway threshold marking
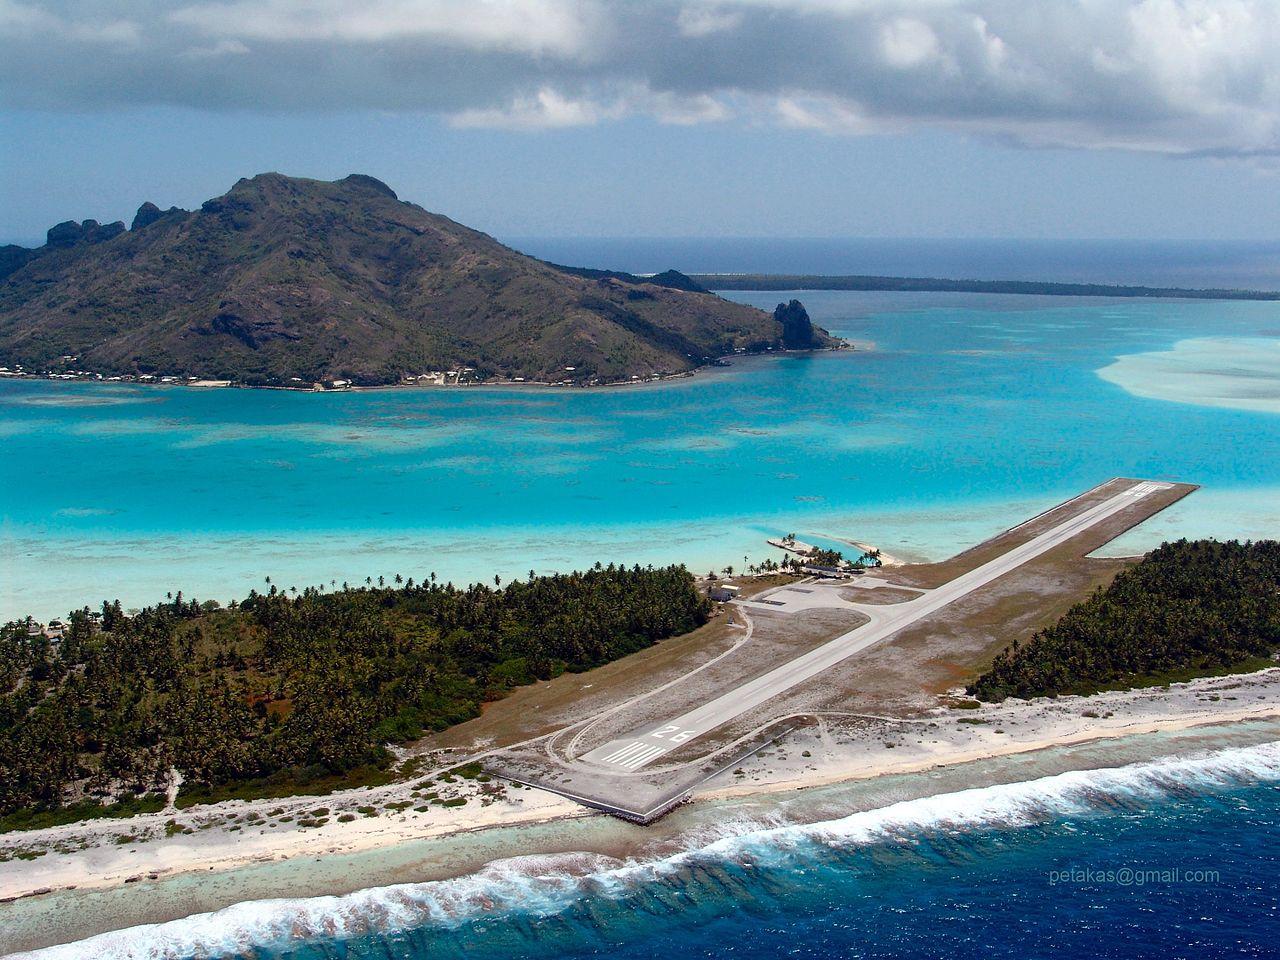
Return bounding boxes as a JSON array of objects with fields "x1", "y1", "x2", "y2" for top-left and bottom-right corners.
[{"x1": 597, "y1": 741, "x2": 670, "y2": 769}]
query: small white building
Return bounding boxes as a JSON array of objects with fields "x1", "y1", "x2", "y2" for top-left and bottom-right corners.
[{"x1": 709, "y1": 584, "x2": 740, "y2": 602}]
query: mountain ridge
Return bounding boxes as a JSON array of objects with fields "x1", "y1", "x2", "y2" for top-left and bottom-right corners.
[{"x1": 0, "y1": 173, "x2": 836, "y2": 387}]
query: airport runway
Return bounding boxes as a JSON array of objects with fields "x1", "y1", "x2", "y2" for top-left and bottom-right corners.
[{"x1": 581, "y1": 479, "x2": 1171, "y2": 772}]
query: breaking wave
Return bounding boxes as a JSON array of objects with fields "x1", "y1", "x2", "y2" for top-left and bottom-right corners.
[{"x1": 14, "y1": 741, "x2": 1280, "y2": 960}]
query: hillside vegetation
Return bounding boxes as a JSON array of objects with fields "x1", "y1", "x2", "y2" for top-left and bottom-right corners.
[
  {"x1": 970, "y1": 539, "x2": 1280, "y2": 701},
  {"x1": 0, "y1": 173, "x2": 834, "y2": 386},
  {"x1": 0, "y1": 564, "x2": 709, "y2": 822}
]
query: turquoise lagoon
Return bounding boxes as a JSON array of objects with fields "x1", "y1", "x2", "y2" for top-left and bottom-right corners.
[{"x1": 3, "y1": 290, "x2": 1280, "y2": 620}]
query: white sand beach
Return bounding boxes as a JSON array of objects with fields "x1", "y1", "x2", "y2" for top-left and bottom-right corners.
[{"x1": 3, "y1": 667, "x2": 1277, "y2": 910}]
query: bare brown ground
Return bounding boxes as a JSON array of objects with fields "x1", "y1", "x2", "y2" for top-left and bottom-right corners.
[
  {"x1": 780, "y1": 554, "x2": 1133, "y2": 717},
  {"x1": 837, "y1": 585, "x2": 924, "y2": 604},
  {"x1": 572, "y1": 606, "x2": 869, "y2": 752},
  {"x1": 430, "y1": 479, "x2": 1196, "y2": 772},
  {"x1": 653, "y1": 480, "x2": 1198, "y2": 762},
  {"x1": 421, "y1": 574, "x2": 804, "y2": 752},
  {"x1": 887, "y1": 478, "x2": 1185, "y2": 589}
]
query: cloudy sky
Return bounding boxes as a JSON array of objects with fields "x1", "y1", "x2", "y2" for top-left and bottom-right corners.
[{"x1": 2, "y1": 0, "x2": 1278, "y2": 243}]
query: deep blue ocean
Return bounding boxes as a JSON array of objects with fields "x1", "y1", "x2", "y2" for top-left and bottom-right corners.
[
  {"x1": 274, "y1": 779, "x2": 1279, "y2": 960},
  {"x1": 17, "y1": 742, "x2": 1279, "y2": 959}
]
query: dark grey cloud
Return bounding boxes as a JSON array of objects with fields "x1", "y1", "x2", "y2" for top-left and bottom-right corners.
[{"x1": 2, "y1": 0, "x2": 1277, "y2": 156}]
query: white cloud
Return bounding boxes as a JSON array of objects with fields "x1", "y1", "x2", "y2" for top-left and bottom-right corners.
[
  {"x1": 449, "y1": 85, "x2": 733, "y2": 130},
  {"x1": 450, "y1": 87, "x2": 619, "y2": 129},
  {"x1": 179, "y1": 37, "x2": 249, "y2": 57},
  {"x1": 772, "y1": 94, "x2": 881, "y2": 134},
  {"x1": 169, "y1": 0, "x2": 601, "y2": 57},
  {"x1": 676, "y1": 4, "x2": 743, "y2": 37},
  {"x1": 879, "y1": 17, "x2": 940, "y2": 68},
  {"x1": 0, "y1": 0, "x2": 56, "y2": 33},
  {"x1": 4, "y1": 0, "x2": 1280, "y2": 158},
  {"x1": 0, "y1": 0, "x2": 138, "y2": 44},
  {"x1": 648, "y1": 91, "x2": 732, "y2": 125}
]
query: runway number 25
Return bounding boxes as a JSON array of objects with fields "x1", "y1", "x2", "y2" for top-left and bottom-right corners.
[{"x1": 652, "y1": 725, "x2": 695, "y2": 744}]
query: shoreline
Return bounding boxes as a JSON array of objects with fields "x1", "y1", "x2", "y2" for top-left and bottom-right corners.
[
  {"x1": 3, "y1": 481, "x2": 915, "y2": 624},
  {"x1": 707, "y1": 700, "x2": 1280, "y2": 801},
  {"x1": 3, "y1": 667, "x2": 1278, "y2": 954},
  {"x1": 8, "y1": 726, "x2": 1279, "y2": 960},
  {"x1": 0, "y1": 344, "x2": 854, "y2": 396}
]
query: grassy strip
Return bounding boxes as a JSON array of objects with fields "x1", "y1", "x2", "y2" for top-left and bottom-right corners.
[
  {"x1": 1, "y1": 794, "x2": 166, "y2": 834},
  {"x1": 1042, "y1": 656, "x2": 1277, "y2": 701},
  {"x1": 174, "y1": 763, "x2": 396, "y2": 809}
]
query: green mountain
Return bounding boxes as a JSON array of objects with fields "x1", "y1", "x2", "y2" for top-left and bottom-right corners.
[{"x1": 0, "y1": 173, "x2": 834, "y2": 386}]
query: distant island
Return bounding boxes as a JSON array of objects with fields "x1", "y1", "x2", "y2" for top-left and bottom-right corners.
[
  {"x1": 0, "y1": 174, "x2": 839, "y2": 388},
  {"x1": 695, "y1": 273, "x2": 1280, "y2": 300}
]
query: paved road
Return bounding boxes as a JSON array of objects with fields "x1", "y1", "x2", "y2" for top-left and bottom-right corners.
[{"x1": 582, "y1": 479, "x2": 1170, "y2": 772}]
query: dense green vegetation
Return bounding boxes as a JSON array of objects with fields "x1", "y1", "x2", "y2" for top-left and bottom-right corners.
[
  {"x1": 970, "y1": 539, "x2": 1280, "y2": 702},
  {"x1": 0, "y1": 564, "x2": 709, "y2": 820},
  {"x1": 805, "y1": 547, "x2": 847, "y2": 567},
  {"x1": 0, "y1": 173, "x2": 827, "y2": 386}
]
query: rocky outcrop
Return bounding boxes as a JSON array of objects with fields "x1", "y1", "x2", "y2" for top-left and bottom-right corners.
[
  {"x1": 131, "y1": 202, "x2": 186, "y2": 231},
  {"x1": 45, "y1": 219, "x2": 126, "y2": 249},
  {"x1": 131, "y1": 202, "x2": 163, "y2": 230},
  {"x1": 2, "y1": 209, "x2": 170, "y2": 281},
  {"x1": 775, "y1": 299, "x2": 820, "y2": 349},
  {"x1": 339, "y1": 174, "x2": 398, "y2": 199}
]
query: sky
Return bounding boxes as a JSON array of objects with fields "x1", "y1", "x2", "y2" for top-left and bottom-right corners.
[{"x1": 2, "y1": 0, "x2": 1279, "y2": 244}]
